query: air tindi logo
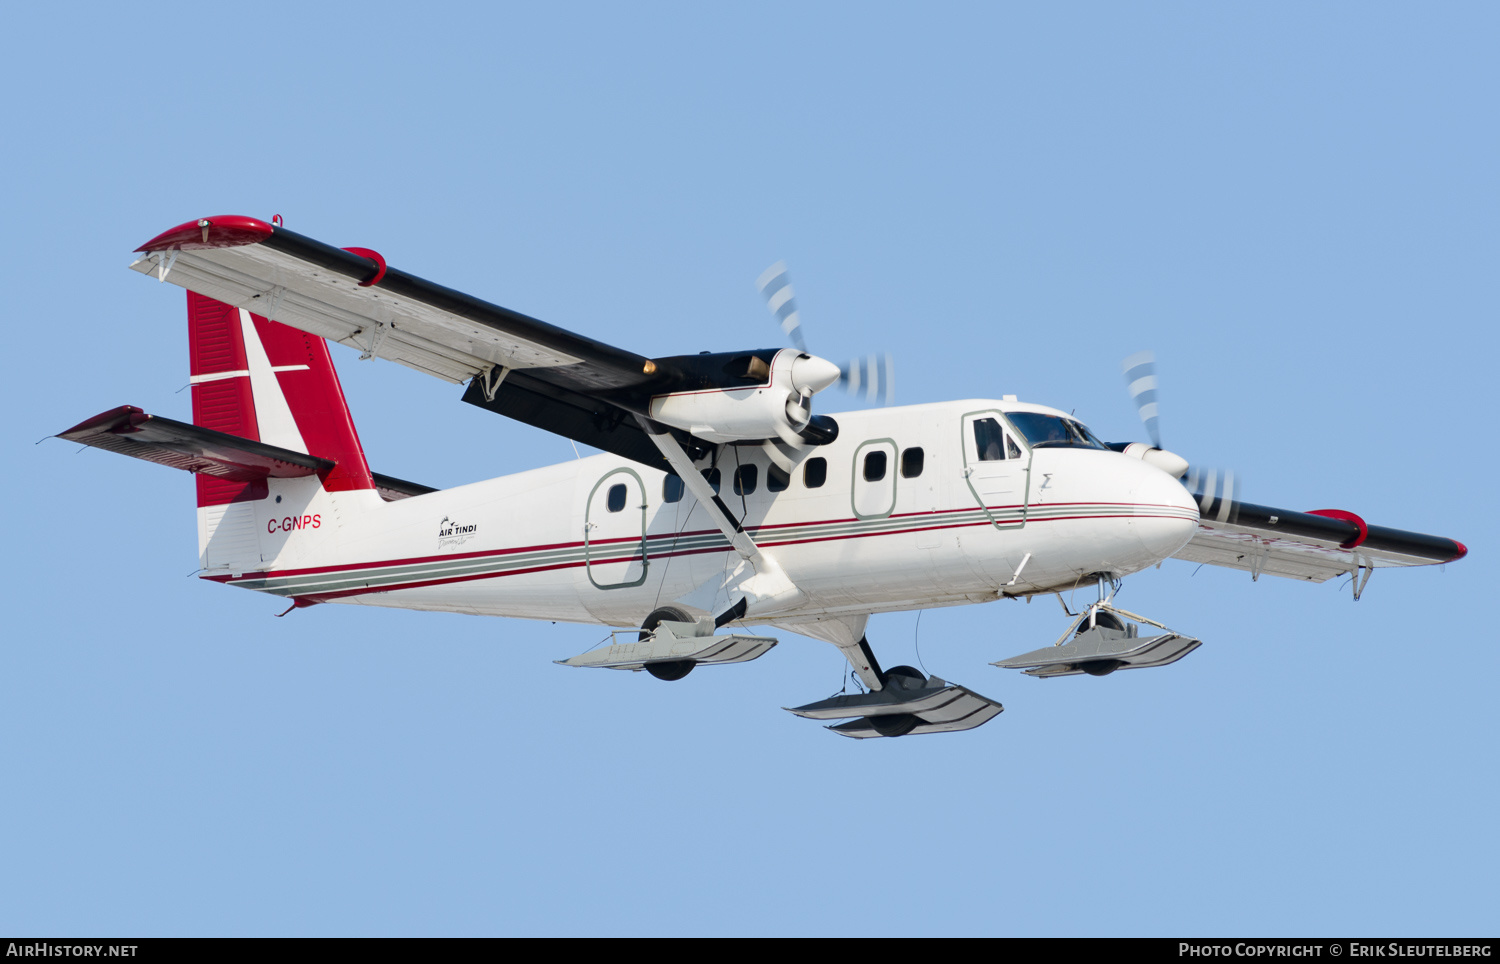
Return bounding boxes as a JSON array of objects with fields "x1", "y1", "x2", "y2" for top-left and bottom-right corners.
[{"x1": 438, "y1": 514, "x2": 477, "y2": 549}]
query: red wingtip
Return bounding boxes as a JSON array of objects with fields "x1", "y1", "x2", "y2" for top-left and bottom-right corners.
[
  {"x1": 57, "y1": 404, "x2": 146, "y2": 439},
  {"x1": 136, "y1": 215, "x2": 274, "y2": 252},
  {"x1": 1450, "y1": 540, "x2": 1468, "y2": 561}
]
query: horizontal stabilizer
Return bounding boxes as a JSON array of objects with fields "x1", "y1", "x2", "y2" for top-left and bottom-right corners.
[
  {"x1": 994, "y1": 626, "x2": 1201, "y2": 678},
  {"x1": 557, "y1": 619, "x2": 777, "y2": 671},
  {"x1": 59, "y1": 406, "x2": 437, "y2": 503},
  {"x1": 59, "y1": 406, "x2": 330, "y2": 481},
  {"x1": 786, "y1": 674, "x2": 1003, "y2": 738}
]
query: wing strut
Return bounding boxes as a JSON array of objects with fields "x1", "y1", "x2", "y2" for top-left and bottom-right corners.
[
  {"x1": 476, "y1": 364, "x2": 510, "y2": 403},
  {"x1": 636, "y1": 418, "x2": 805, "y2": 619}
]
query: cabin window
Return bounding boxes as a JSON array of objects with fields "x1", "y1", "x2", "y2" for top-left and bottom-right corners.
[
  {"x1": 767, "y1": 464, "x2": 791, "y2": 492},
  {"x1": 606, "y1": 483, "x2": 627, "y2": 512},
  {"x1": 702, "y1": 467, "x2": 721, "y2": 494},
  {"x1": 663, "y1": 475, "x2": 684, "y2": 503},
  {"x1": 863, "y1": 450, "x2": 887, "y2": 482},
  {"x1": 974, "y1": 418, "x2": 1007, "y2": 461},
  {"x1": 734, "y1": 465, "x2": 758, "y2": 496},
  {"x1": 901, "y1": 447, "x2": 925, "y2": 478},
  {"x1": 804, "y1": 457, "x2": 827, "y2": 488}
]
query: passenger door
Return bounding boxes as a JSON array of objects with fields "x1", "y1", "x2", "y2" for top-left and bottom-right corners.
[{"x1": 584, "y1": 467, "x2": 649, "y2": 589}]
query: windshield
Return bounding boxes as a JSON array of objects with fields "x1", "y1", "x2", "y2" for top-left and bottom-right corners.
[{"x1": 1006, "y1": 412, "x2": 1109, "y2": 450}]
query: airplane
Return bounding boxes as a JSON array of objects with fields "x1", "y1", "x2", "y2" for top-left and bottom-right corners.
[{"x1": 56, "y1": 214, "x2": 1469, "y2": 738}]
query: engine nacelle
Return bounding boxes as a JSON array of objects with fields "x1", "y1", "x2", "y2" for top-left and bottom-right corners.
[
  {"x1": 648, "y1": 348, "x2": 840, "y2": 444},
  {"x1": 1117, "y1": 441, "x2": 1190, "y2": 478}
]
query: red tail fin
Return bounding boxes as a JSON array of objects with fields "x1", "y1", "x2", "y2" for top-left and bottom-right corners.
[{"x1": 187, "y1": 291, "x2": 374, "y2": 506}]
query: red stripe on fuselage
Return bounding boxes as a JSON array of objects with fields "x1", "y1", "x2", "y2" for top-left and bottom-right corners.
[{"x1": 210, "y1": 503, "x2": 1191, "y2": 596}]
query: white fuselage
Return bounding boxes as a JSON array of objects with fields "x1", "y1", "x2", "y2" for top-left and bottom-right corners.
[{"x1": 210, "y1": 400, "x2": 1200, "y2": 634}]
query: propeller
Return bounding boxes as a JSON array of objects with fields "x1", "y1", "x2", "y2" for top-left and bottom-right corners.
[
  {"x1": 1183, "y1": 465, "x2": 1241, "y2": 518},
  {"x1": 757, "y1": 261, "x2": 895, "y2": 406},
  {"x1": 1119, "y1": 350, "x2": 1241, "y2": 513},
  {"x1": 1121, "y1": 350, "x2": 1162, "y2": 449}
]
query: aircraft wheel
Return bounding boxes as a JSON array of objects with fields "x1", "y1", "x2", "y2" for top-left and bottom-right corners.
[
  {"x1": 871, "y1": 713, "x2": 920, "y2": 737},
  {"x1": 1078, "y1": 659, "x2": 1125, "y2": 677},
  {"x1": 646, "y1": 660, "x2": 695, "y2": 681},
  {"x1": 1076, "y1": 610, "x2": 1125, "y2": 636},
  {"x1": 883, "y1": 664, "x2": 925, "y2": 686},
  {"x1": 640, "y1": 608, "x2": 696, "y2": 681}
]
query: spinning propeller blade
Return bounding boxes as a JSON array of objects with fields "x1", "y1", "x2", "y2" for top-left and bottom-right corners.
[
  {"x1": 840, "y1": 353, "x2": 896, "y2": 407},
  {"x1": 1122, "y1": 350, "x2": 1161, "y2": 448},
  {"x1": 1184, "y1": 466, "x2": 1240, "y2": 507},
  {"x1": 757, "y1": 262, "x2": 896, "y2": 406},
  {"x1": 1121, "y1": 349, "x2": 1242, "y2": 509},
  {"x1": 1184, "y1": 466, "x2": 1243, "y2": 524},
  {"x1": 756, "y1": 261, "x2": 807, "y2": 353}
]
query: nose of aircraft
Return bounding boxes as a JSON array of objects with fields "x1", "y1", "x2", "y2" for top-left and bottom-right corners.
[{"x1": 1127, "y1": 458, "x2": 1200, "y2": 563}]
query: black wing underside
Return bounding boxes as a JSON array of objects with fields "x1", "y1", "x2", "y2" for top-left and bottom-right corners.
[{"x1": 459, "y1": 369, "x2": 704, "y2": 471}]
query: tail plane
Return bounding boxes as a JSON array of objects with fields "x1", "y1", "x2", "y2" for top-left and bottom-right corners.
[{"x1": 59, "y1": 292, "x2": 434, "y2": 577}]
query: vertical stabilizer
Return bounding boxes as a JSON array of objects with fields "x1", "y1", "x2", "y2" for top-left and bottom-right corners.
[{"x1": 186, "y1": 291, "x2": 378, "y2": 573}]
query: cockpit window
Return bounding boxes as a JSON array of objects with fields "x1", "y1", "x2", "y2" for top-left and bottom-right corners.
[{"x1": 1006, "y1": 412, "x2": 1108, "y2": 450}]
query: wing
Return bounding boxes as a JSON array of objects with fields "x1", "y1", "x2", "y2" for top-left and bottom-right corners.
[
  {"x1": 133, "y1": 216, "x2": 652, "y2": 387},
  {"x1": 131, "y1": 216, "x2": 729, "y2": 468},
  {"x1": 1173, "y1": 491, "x2": 1466, "y2": 584}
]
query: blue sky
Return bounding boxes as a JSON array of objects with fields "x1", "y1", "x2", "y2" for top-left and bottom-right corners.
[{"x1": 2, "y1": 3, "x2": 1495, "y2": 936}]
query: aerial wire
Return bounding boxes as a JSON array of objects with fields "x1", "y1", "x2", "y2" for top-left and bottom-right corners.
[{"x1": 914, "y1": 609, "x2": 929, "y2": 677}]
